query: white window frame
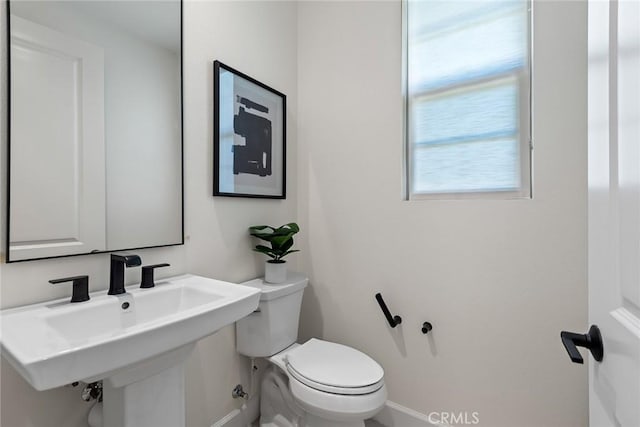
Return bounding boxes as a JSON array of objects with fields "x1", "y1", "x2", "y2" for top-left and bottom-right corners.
[{"x1": 403, "y1": 0, "x2": 533, "y2": 201}]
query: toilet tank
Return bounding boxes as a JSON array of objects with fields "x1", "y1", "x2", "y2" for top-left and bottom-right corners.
[{"x1": 236, "y1": 272, "x2": 308, "y2": 357}]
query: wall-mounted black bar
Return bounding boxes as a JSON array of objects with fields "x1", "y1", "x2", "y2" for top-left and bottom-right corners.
[
  {"x1": 375, "y1": 293, "x2": 402, "y2": 328},
  {"x1": 421, "y1": 321, "x2": 433, "y2": 334}
]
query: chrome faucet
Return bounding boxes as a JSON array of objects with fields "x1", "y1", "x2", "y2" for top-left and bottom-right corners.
[{"x1": 108, "y1": 254, "x2": 142, "y2": 295}]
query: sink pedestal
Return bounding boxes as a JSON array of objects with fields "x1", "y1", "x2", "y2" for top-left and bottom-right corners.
[{"x1": 102, "y1": 344, "x2": 194, "y2": 427}]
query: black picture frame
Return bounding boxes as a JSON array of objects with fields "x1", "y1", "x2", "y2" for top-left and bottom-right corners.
[{"x1": 213, "y1": 61, "x2": 286, "y2": 199}]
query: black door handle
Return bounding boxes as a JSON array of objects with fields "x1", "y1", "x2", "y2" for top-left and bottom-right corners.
[{"x1": 560, "y1": 324, "x2": 604, "y2": 364}]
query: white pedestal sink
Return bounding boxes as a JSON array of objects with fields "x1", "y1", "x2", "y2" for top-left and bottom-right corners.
[{"x1": 0, "y1": 274, "x2": 261, "y2": 427}]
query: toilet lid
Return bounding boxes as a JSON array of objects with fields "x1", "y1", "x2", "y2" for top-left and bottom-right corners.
[{"x1": 285, "y1": 339, "x2": 384, "y2": 394}]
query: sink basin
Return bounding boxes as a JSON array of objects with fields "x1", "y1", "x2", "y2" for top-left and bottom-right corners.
[{"x1": 0, "y1": 274, "x2": 261, "y2": 391}]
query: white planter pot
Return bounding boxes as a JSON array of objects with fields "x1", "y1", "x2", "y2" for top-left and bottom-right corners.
[{"x1": 265, "y1": 261, "x2": 287, "y2": 284}]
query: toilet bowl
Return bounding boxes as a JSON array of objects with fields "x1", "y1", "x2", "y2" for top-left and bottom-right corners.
[
  {"x1": 235, "y1": 274, "x2": 387, "y2": 427},
  {"x1": 267, "y1": 339, "x2": 387, "y2": 426}
]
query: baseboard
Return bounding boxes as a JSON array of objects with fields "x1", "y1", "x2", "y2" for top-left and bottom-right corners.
[
  {"x1": 211, "y1": 396, "x2": 260, "y2": 427},
  {"x1": 373, "y1": 400, "x2": 441, "y2": 427}
]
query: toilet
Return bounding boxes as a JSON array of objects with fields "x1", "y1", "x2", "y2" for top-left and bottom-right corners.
[{"x1": 236, "y1": 273, "x2": 387, "y2": 427}]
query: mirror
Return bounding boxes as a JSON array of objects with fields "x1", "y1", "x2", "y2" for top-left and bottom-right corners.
[{"x1": 7, "y1": 0, "x2": 183, "y2": 262}]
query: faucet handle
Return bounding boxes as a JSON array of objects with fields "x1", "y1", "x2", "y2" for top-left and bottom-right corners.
[
  {"x1": 49, "y1": 275, "x2": 90, "y2": 303},
  {"x1": 140, "y1": 264, "x2": 170, "y2": 288}
]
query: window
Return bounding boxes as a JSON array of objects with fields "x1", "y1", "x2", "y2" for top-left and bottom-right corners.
[{"x1": 405, "y1": 0, "x2": 531, "y2": 198}]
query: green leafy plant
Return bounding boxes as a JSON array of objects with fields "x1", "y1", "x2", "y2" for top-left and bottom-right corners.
[{"x1": 249, "y1": 222, "x2": 300, "y2": 263}]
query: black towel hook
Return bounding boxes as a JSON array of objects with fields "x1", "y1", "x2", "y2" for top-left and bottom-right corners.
[
  {"x1": 421, "y1": 321, "x2": 433, "y2": 334},
  {"x1": 375, "y1": 293, "x2": 402, "y2": 328}
]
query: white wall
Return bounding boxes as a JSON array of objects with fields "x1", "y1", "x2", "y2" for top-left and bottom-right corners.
[
  {"x1": 0, "y1": 1, "x2": 298, "y2": 426},
  {"x1": 181, "y1": 1, "x2": 298, "y2": 425},
  {"x1": 296, "y1": 1, "x2": 588, "y2": 427}
]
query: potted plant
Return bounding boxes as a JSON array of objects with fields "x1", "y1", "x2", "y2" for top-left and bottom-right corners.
[{"x1": 249, "y1": 222, "x2": 300, "y2": 284}]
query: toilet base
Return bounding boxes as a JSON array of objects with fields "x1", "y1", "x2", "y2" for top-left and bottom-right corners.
[
  {"x1": 259, "y1": 367, "x2": 365, "y2": 427},
  {"x1": 260, "y1": 367, "x2": 302, "y2": 427}
]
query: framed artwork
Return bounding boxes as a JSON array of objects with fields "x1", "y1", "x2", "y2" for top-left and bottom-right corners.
[{"x1": 213, "y1": 60, "x2": 286, "y2": 198}]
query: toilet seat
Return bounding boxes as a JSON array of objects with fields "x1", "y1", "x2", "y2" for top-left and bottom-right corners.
[
  {"x1": 285, "y1": 339, "x2": 384, "y2": 395},
  {"x1": 288, "y1": 365, "x2": 384, "y2": 395}
]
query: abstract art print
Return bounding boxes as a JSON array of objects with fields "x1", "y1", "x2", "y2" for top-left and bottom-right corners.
[{"x1": 213, "y1": 61, "x2": 286, "y2": 198}]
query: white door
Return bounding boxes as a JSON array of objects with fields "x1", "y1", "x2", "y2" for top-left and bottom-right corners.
[
  {"x1": 587, "y1": 0, "x2": 640, "y2": 426},
  {"x1": 9, "y1": 16, "x2": 106, "y2": 261}
]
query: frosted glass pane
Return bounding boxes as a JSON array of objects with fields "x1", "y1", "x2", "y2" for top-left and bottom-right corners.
[
  {"x1": 413, "y1": 80, "x2": 518, "y2": 145},
  {"x1": 408, "y1": 0, "x2": 527, "y2": 91},
  {"x1": 413, "y1": 139, "x2": 520, "y2": 193}
]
